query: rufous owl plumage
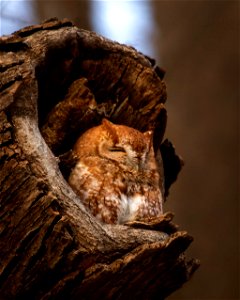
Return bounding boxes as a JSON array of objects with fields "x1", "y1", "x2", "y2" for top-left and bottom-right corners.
[{"x1": 68, "y1": 119, "x2": 163, "y2": 224}]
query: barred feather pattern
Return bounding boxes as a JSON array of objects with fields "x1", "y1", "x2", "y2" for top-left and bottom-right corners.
[{"x1": 68, "y1": 119, "x2": 163, "y2": 224}]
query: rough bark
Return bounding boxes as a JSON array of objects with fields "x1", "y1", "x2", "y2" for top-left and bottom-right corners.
[{"x1": 0, "y1": 18, "x2": 199, "y2": 300}]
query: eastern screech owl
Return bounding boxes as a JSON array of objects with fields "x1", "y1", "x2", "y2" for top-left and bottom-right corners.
[{"x1": 68, "y1": 119, "x2": 163, "y2": 224}]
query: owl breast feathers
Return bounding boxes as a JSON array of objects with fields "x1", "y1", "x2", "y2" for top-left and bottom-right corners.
[{"x1": 68, "y1": 119, "x2": 163, "y2": 224}]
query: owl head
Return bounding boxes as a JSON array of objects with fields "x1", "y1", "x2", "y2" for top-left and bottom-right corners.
[{"x1": 73, "y1": 119, "x2": 155, "y2": 171}]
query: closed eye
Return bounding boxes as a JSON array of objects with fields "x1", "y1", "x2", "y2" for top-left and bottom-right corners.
[{"x1": 109, "y1": 147, "x2": 125, "y2": 152}]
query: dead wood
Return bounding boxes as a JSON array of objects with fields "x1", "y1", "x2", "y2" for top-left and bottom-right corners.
[{"x1": 0, "y1": 18, "x2": 199, "y2": 299}]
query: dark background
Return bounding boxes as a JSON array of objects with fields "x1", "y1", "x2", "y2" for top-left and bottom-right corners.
[{"x1": 0, "y1": 1, "x2": 239, "y2": 299}]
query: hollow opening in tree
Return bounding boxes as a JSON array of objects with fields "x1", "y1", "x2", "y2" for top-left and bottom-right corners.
[
  {"x1": 0, "y1": 19, "x2": 199, "y2": 299},
  {"x1": 34, "y1": 28, "x2": 182, "y2": 200}
]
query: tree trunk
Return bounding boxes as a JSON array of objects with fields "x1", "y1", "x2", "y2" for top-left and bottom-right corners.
[{"x1": 0, "y1": 18, "x2": 199, "y2": 300}]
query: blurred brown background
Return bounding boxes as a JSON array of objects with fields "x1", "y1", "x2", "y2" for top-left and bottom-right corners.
[{"x1": 0, "y1": 1, "x2": 239, "y2": 299}]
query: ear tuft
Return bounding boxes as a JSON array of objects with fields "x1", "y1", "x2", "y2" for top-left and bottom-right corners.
[
  {"x1": 143, "y1": 130, "x2": 153, "y2": 139},
  {"x1": 143, "y1": 130, "x2": 153, "y2": 147},
  {"x1": 101, "y1": 119, "x2": 118, "y2": 144},
  {"x1": 102, "y1": 118, "x2": 112, "y2": 126}
]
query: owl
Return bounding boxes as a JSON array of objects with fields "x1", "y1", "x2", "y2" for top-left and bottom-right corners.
[{"x1": 68, "y1": 119, "x2": 163, "y2": 224}]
